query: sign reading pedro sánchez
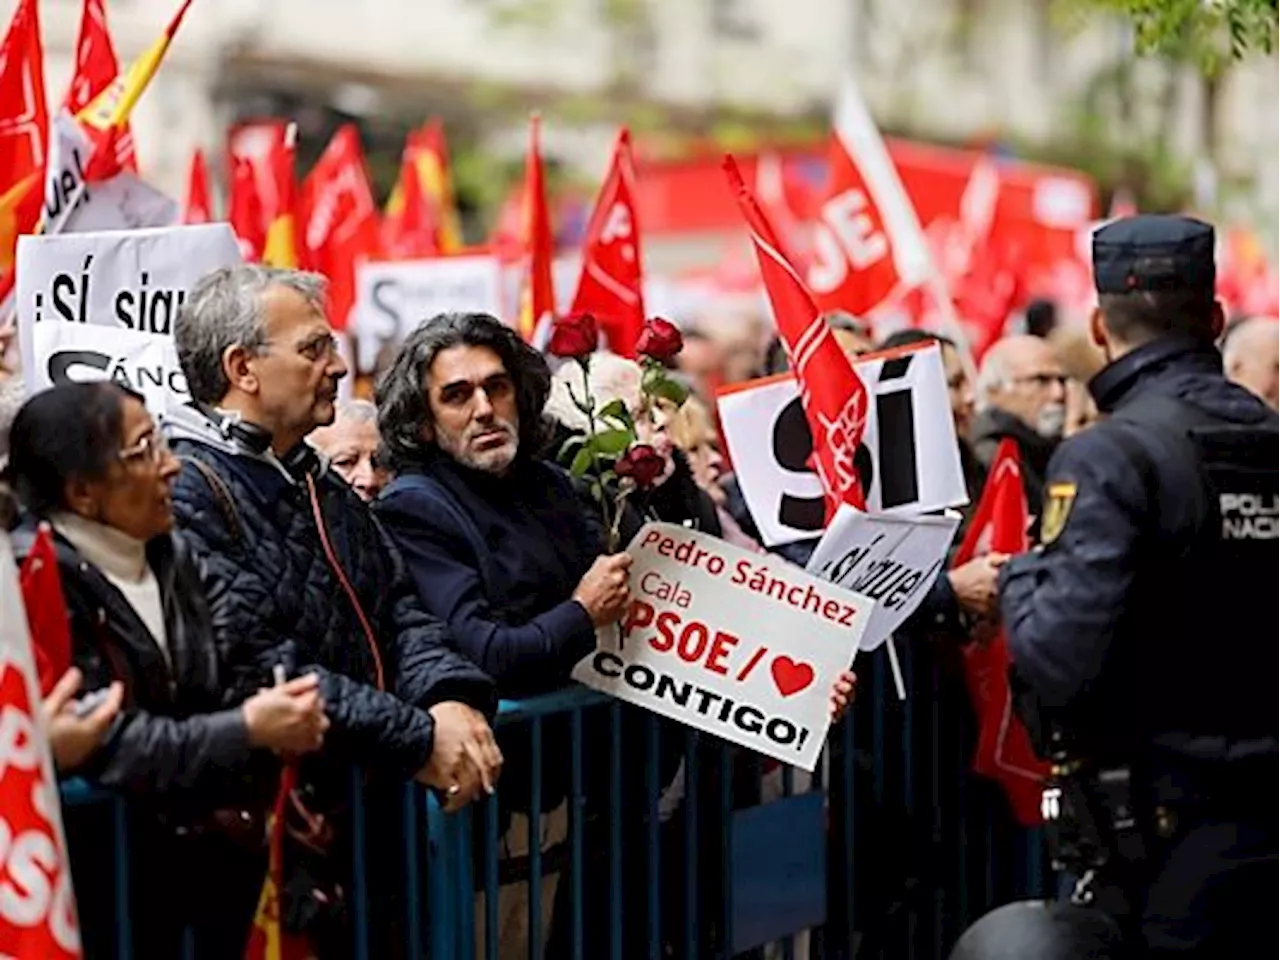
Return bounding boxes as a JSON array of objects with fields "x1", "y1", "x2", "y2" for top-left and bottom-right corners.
[{"x1": 572, "y1": 522, "x2": 870, "y2": 771}]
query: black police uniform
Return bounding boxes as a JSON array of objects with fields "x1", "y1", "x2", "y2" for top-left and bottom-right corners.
[{"x1": 997, "y1": 216, "x2": 1279, "y2": 957}]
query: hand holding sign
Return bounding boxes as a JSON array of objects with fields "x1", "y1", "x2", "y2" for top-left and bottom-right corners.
[{"x1": 573, "y1": 522, "x2": 869, "y2": 771}]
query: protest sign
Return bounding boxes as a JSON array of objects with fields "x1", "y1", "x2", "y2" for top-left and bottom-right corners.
[
  {"x1": 352, "y1": 254, "x2": 503, "y2": 370},
  {"x1": 805, "y1": 505, "x2": 960, "y2": 651},
  {"x1": 41, "y1": 113, "x2": 177, "y2": 236},
  {"x1": 16, "y1": 224, "x2": 241, "y2": 412},
  {"x1": 572, "y1": 522, "x2": 870, "y2": 771},
  {"x1": 0, "y1": 534, "x2": 81, "y2": 959},
  {"x1": 717, "y1": 341, "x2": 967, "y2": 547}
]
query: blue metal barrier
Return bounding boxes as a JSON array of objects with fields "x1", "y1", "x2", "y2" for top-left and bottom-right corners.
[{"x1": 60, "y1": 637, "x2": 1045, "y2": 958}]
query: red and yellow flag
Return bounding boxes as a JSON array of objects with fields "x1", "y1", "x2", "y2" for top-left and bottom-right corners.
[
  {"x1": 380, "y1": 138, "x2": 440, "y2": 259},
  {"x1": 262, "y1": 123, "x2": 299, "y2": 268},
  {"x1": 386, "y1": 119, "x2": 463, "y2": 253},
  {"x1": 243, "y1": 767, "x2": 309, "y2": 960},
  {"x1": 517, "y1": 113, "x2": 555, "y2": 343}
]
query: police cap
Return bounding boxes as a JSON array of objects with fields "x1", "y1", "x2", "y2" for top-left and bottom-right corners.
[{"x1": 1093, "y1": 214, "x2": 1215, "y2": 296}]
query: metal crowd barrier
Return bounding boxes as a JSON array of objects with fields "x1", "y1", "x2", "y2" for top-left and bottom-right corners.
[{"x1": 59, "y1": 636, "x2": 1046, "y2": 958}]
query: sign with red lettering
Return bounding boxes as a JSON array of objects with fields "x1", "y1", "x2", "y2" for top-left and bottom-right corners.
[
  {"x1": 0, "y1": 534, "x2": 81, "y2": 958},
  {"x1": 572, "y1": 523, "x2": 870, "y2": 771}
]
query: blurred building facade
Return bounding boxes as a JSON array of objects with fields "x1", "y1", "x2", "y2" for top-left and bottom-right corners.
[{"x1": 16, "y1": 0, "x2": 1280, "y2": 248}]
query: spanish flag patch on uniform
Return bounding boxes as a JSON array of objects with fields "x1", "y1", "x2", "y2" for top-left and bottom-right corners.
[{"x1": 1040, "y1": 482, "x2": 1078, "y2": 545}]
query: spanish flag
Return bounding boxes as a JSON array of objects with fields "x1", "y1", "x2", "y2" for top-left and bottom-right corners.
[
  {"x1": 385, "y1": 119, "x2": 463, "y2": 253},
  {"x1": 243, "y1": 766, "x2": 310, "y2": 960},
  {"x1": 262, "y1": 123, "x2": 299, "y2": 268}
]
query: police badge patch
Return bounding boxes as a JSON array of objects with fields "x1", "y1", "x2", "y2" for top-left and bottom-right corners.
[{"x1": 1040, "y1": 482, "x2": 1077, "y2": 544}]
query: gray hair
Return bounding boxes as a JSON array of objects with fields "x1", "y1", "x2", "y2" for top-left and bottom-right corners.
[
  {"x1": 175, "y1": 265, "x2": 328, "y2": 405},
  {"x1": 334, "y1": 398, "x2": 378, "y2": 424},
  {"x1": 975, "y1": 349, "x2": 1009, "y2": 413}
]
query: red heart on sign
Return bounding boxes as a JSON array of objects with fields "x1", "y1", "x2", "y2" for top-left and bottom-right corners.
[{"x1": 770, "y1": 656, "x2": 815, "y2": 697}]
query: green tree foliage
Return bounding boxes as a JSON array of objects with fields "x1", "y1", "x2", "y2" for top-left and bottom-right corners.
[{"x1": 1058, "y1": 0, "x2": 1278, "y2": 73}]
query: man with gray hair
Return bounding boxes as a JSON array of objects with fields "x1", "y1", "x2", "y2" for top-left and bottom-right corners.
[
  {"x1": 971, "y1": 334, "x2": 1068, "y2": 527},
  {"x1": 164, "y1": 266, "x2": 501, "y2": 825},
  {"x1": 309, "y1": 398, "x2": 389, "y2": 500},
  {"x1": 1221, "y1": 315, "x2": 1279, "y2": 410}
]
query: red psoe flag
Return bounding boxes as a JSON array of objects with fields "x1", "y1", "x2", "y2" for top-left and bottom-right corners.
[
  {"x1": 517, "y1": 113, "x2": 556, "y2": 343},
  {"x1": 951, "y1": 438, "x2": 1050, "y2": 826},
  {"x1": 569, "y1": 128, "x2": 645, "y2": 357},
  {"x1": 723, "y1": 154, "x2": 868, "y2": 519},
  {"x1": 807, "y1": 76, "x2": 933, "y2": 320},
  {"x1": 1, "y1": 534, "x2": 82, "y2": 959},
  {"x1": 229, "y1": 153, "x2": 265, "y2": 262},
  {"x1": 17, "y1": 524, "x2": 72, "y2": 698},
  {"x1": 63, "y1": 0, "x2": 135, "y2": 172}
]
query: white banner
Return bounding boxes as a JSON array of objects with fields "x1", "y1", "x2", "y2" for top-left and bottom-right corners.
[
  {"x1": 352, "y1": 255, "x2": 505, "y2": 370},
  {"x1": 30, "y1": 322, "x2": 188, "y2": 413},
  {"x1": 717, "y1": 341, "x2": 968, "y2": 547},
  {"x1": 805, "y1": 505, "x2": 960, "y2": 651},
  {"x1": 17, "y1": 223, "x2": 242, "y2": 412},
  {"x1": 572, "y1": 523, "x2": 870, "y2": 771}
]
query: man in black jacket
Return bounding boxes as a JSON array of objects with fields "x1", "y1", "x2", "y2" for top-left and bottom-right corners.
[{"x1": 166, "y1": 266, "x2": 501, "y2": 808}]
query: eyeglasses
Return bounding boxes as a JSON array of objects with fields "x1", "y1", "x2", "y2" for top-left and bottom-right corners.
[{"x1": 118, "y1": 432, "x2": 170, "y2": 465}]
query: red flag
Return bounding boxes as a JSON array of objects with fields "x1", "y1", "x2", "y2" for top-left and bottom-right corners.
[
  {"x1": 2, "y1": 535, "x2": 82, "y2": 959},
  {"x1": 18, "y1": 524, "x2": 72, "y2": 698},
  {"x1": 570, "y1": 128, "x2": 645, "y2": 357},
  {"x1": 0, "y1": 0, "x2": 49, "y2": 302},
  {"x1": 181, "y1": 148, "x2": 212, "y2": 224},
  {"x1": 229, "y1": 154, "x2": 265, "y2": 262},
  {"x1": 380, "y1": 138, "x2": 440, "y2": 260},
  {"x1": 261, "y1": 123, "x2": 298, "y2": 268},
  {"x1": 724, "y1": 154, "x2": 868, "y2": 518},
  {"x1": 299, "y1": 124, "x2": 380, "y2": 332},
  {"x1": 807, "y1": 77, "x2": 933, "y2": 320},
  {"x1": 63, "y1": 0, "x2": 135, "y2": 172},
  {"x1": 242, "y1": 767, "x2": 309, "y2": 960},
  {"x1": 518, "y1": 113, "x2": 556, "y2": 343},
  {"x1": 951, "y1": 438, "x2": 1049, "y2": 826}
]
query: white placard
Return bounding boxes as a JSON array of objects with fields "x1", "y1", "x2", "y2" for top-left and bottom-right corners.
[
  {"x1": 805, "y1": 505, "x2": 960, "y2": 651},
  {"x1": 30, "y1": 322, "x2": 188, "y2": 413},
  {"x1": 717, "y1": 341, "x2": 968, "y2": 547},
  {"x1": 16, "y1": 223, "x2": 242, "y2": 412},
  {"x1": 352, "y1": 255, "x2": 505, "y2": 370},
  {"x1": 572, "y1": 522, "x2": 870, "y2": 771}
]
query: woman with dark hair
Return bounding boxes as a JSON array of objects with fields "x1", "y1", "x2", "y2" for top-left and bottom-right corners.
[{"x1": 6, "y1": 382, "x2": 328, "y2": 957}]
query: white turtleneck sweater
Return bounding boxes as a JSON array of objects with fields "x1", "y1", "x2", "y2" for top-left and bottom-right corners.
[{"x1": 52, "y1": 511, "x2": 170, "y2": 665}]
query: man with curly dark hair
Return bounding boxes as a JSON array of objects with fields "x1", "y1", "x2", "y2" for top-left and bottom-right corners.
[{"x1": 374, "y1": 311, "x2": 631, "y2": 696}]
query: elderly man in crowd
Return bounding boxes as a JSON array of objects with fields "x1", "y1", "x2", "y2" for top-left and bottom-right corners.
[
  {"x1": 971, "y1": 334, "x2": 1069, "y2": 526},
  {"x1": 308, "y1": 398, "x2": 389, "y2": 500},
  {"x1": 1222, "y1": 315, "x2": 1279, "y2": 410}
]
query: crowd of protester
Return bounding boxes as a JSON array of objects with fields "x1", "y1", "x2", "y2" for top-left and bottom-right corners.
[{"x1": 0, "y1": 264, "x2": 1274, "y2": 957}]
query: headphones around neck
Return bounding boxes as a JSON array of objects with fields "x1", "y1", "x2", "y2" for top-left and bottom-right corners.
[{"x1": 202, "y1": 405, "x2": 323, "y2": 481}]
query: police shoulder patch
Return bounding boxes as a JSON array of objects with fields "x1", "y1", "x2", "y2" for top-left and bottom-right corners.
[{"x1": 1040, "y1": 481, "x2": 1078, "y2": 545}]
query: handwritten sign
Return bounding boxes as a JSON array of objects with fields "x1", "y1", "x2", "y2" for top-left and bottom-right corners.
[
  {"x1": 805, "y1": 505, "x2": 960, "y2": 651},
  {"x1": 16, "y1": 224, "x2": 241, "y2": 413},
  {"x1": 572, "y1": 523, "x2": 870, "y2": 771}
]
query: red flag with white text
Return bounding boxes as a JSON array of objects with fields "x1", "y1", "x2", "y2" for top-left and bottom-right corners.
[
  {"x1": 570, "y1": 128, "x2": 645, "y2": 357},
  {"x1": 951, "y1": 438, "x2": 1048, "y2": 826},
  {"x1": 1, "y1": 534, "x2": 82, "y2": 959},
  {"x1": 724, "y1": 154, "x2": 868, "y2": 519},
  {"x1": 299, "y1": 124, "x2": 380, "y2": 332},
  {"x1": 807, "y1": 77, "x2": 934, "y2": 321}
]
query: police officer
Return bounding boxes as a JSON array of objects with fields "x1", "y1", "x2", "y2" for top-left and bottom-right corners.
[{"x1": 997, "y1": 215, "x2": 1278, "y2": 957}]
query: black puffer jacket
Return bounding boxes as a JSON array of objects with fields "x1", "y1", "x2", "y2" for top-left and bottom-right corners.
[
  {"x1": 164, "y1": 406, "x2": 496, "y2": 781},
  {"x1": 10, "y1": 516, "x2": 256, "y2": 806}
]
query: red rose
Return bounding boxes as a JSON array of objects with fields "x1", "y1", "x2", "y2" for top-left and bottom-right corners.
[
  {"x1": 614, "y1": 443, "x2": 666, "y2": 489},
  {"x1": 635, "y1": 317, "x2": 684, "y2": 362},
  {"x1": 547, "y1": 312, "x2": 598, "y2": 359}
]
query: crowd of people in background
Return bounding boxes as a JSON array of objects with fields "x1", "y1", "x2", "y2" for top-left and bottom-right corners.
[{"x1": 0, "y1": 261, "x2": 1274, "y2": 957}]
